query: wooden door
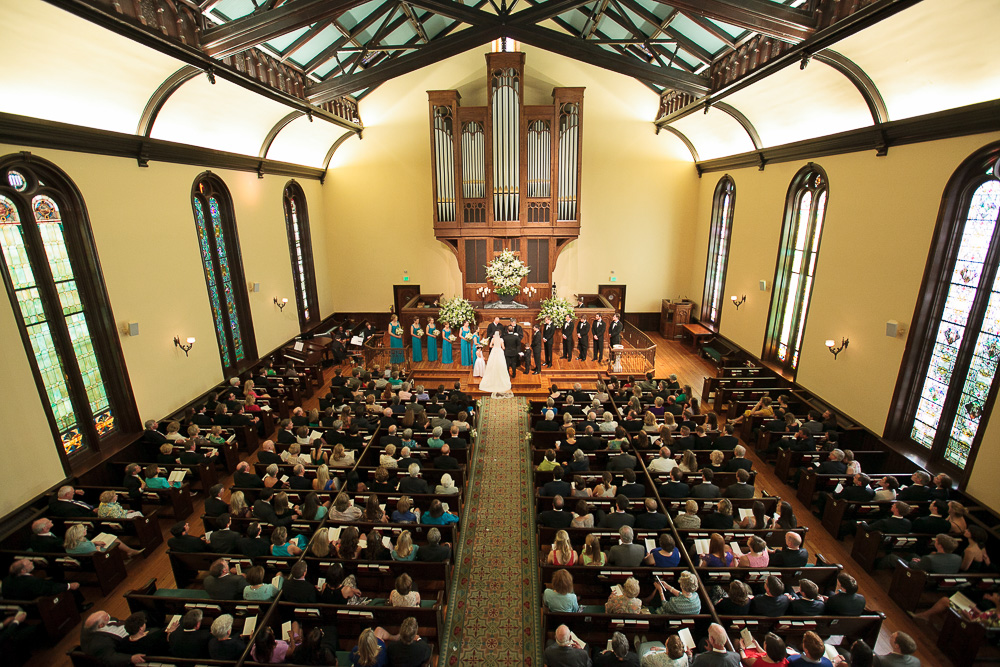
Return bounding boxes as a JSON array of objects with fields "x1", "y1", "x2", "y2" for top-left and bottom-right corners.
[
  {"x1": 598, "y1": 284, "x2": 626, "y2": 313},
  {"x1": 393, "y1": 284, "x2": 421, "y2": 315}
]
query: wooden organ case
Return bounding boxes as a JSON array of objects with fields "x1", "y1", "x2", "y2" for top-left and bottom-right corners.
[{"x1": 428, "y1": 52, "x2": 584, "y2": 302}]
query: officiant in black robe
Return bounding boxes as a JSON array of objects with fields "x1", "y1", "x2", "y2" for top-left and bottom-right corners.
[
  {"x1": 503, "y1": 326, "x2": 522, "y2": 378},
  {"x1": 486, "y1": 316, "x2": 503, "y2": 339}
]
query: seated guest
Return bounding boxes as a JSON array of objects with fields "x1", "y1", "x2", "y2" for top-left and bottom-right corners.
[
  {"x1": 80, "y1": 611, "x2": 146, "y2": 665},
  {"x1": 650, "y1": 571, "x2": 701, "y2": 615},
  {"x1": 739, "y1": 632, "x2": 788, "y2": 666},
  {"x1": 897, "y1": 471, "x2": 933, "y2": 502},
  {"x1": 3, "y1": 558, "x2": 84, "y2": 609},
  {"x1": 860, "y1": 501, "x2": 912, "y2": 534},
  {"x1": 699, "y1": 533, "x2": 734, "y2": 568},
  {"x1": 209, "y1": 614, "x2": 247, "y2": 660},
  {"x1": 122, "y1": 611, "x2": 173, "y2": 656},
  {"x1": 399, "y1": 463, "x2": 431, "y2": 494},
  {"x1": 271, "y1": 526, "x2": 305, "y2": 557},
  {"x1": 715, "y1": 580, "x2": 752, "y2": 615},
  {"x1": 244, "y1": 565, "x2": 282, "y2": 601},
  {"x1": 536, "y1": 410, "x2": 560, "y2": 431},
  {"x1": 912, "y1": 500, "x2": 951, "y2": 535},
  {"x1": 816, "y1": 448, "x2": 848, "y2": 474},
  {"x1": 702, "y1": 498, "x2": 736, "y2": 530},
  {"x1": 435, "y1": 473, "x2": 459, "y2": 495},
  {"x1": 204, "y1": 484, "x2": 229, "y2": 517},
  {"x1": 204, "y1": 558, "x2": 249, "y2": 600},
  {"x1": 64, "y1": 523, "x2": 143, "y2": 559},
  {"x1": 607, "y1": 442, "x2": 637, "y2": 471},
  {"x1": 543, "y1": 570, "x2": 580, "y2": 612},
  {"x1": 209, "y1": 513, "x2": 241, "y2": 554},
  {"x1": 722, "y1": 445, "x2": 753, "y2": 474},
  {"x1": 391, "y1": 530, "x2": 419, "y2": 562},
  {"x1": 608, "y1": 526, "x2": 645, "y2": 567},
  {"x1": 789, "y1": 579, "x2": 826, "y2": 616},
  {"x1": 538, "y1": 495, "x2": 574, "y2": 529},
  {"x1": 673, "y1": 499, "x2": 702, "y2": 529},
  {"x1": 582, "y1": 534, "x2": 607, "y2": 566},
  {"x1": 251, "y1": 624, "x2": 297, "y2": 664},
  {"x1": 121, "y1": 463, "x2": 146, "y2": 501},
  {"x1": 234, "y1": 461, "x2": 265, "y2": 488},
  {"x1": 547, "y1": 529, "x2": 579, "y2": 566},
  {"x1": 537, "y1": 449, "x2": 561, "y2": 472},
  {"x1": 634, "y1": 498, "x2": 669, "y2": 530},
  {"x1": 600, "y1": 495, "x2": 635, "y2": 529},
  {"x1": 433, "y1": 444, "x2": 460, "y2": 470},
  {"x1": 736, "y1": 535, "x2": 769, "y2": 567},
  {"x1": 643, "y1": 533, "x2": 681, "y2": 566},
  {"x1": 637, "y1": 633, "x2": 688, "y2": 666},
  {"x1": 387, "y1": 616, "x2": 432, "y2": 667},
  {"x1": 605, "y1": 578, "x2": 643, "y2": 615},
  {"x1": 770, "y1": 501, "x2": 799, "y2": 530},
  {"x1": 157, "y1": 443, "x2": 179, "y2": 464},
  {"x1": 872, "y1": 631, "x2": 919, "y2": 667},
  {"x1": 690, "y1": 468, "x2": 721, "y2": 498},
  {"x1": 572, "y1": 500, "x2": 595, "y2": 528},
  {"x1": 237, "y1": 522, "x2": 270, "y2": 558},
  {"x1": 659, "y1": 467, "x2": 690, "y2": 499},
  {"x1": 29, "y1": 518, "x2": 63, "y2": 552},
  {"x1": 168, "y1": 521, "x2": 208, "y2": 553},
  {"x1": 329, "y1": 493, "x2": 363, "y2": 522},
  {"x1": 369, "y1": 466, "x2": 398, "y2": 492},
  {"x1": 910, "y1": 533, "x2": 962, "y2": 574},
  {"x1": 334, "y1": 526, "x2": 362, "y2": 560},
  {"x1": 389, "y1": 572, "x2": 421, "y2": 607},
  {"x1": 874, "y1": 475, "x2": 900, "y2": 501},
  {"x1": 930, "y1": 472, "x2": 953, "y2": 501},
  {"x1": 396, "y1": 447, "x2": 421, "y2": 472},
  {"x1": 826, "y1": 572, "x2": 867, "y2": 616},
  {"x1": 48, "y1": 485, "x2": 95, "y2": 517},
  {"x1": 392, "y1": 496, "x2": 418, "y2": 524},
  {"x1": 619, "y1": 469, "x2": 645, "y2": 498},
  {"x1": 289, "y1": 463, "x2": 313, "y2": 490},
  {"x1": 788, "y1": 631, "x2": 832, "y2": 667},
  {"x1": 169, "y1": 609, "x2": 212, "y2": 659},
  {"x1": 714, "y1": 423, "x2": 739, "y2": 451},
  {"x1": 302, "y1": 491, "x2": 329, "y2": 521},
  {"x1": 422, "y1": 499, "x2": 460, "y2": 525},
  {"x1": 750, "y1": 575, "x2": 791, "y2": 617},
  {"x1": 415, "y1": 527, "x2": 451, "y2": 562},
  {"x1": 544, "y1": 624, "x2": 590, "y2": 666},
  {"x1": 769, "y1": 531, "x2": 809, "y2": 567},
  {"x1": 648, "y1": 446, "x2": 678, "y2": 473},
  {"x1": 257, "y1": 440, "x2": 283, "y2": 465}
]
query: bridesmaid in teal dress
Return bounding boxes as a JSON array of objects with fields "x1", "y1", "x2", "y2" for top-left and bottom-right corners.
[
  {"x1": 411, "y1": 318, "x2": 423, "y2": 363},
  {"x1": 441, "y1": 324, "x2": 454, "y2": 364},
  {"x1": 472, "y1": 324, "x2": 483, "y2": 358},
  {"x1": 388, "y1": 314, "x2": 404, "y2": 365},
  {"x1": 426, "y1": 317, "x2": 438, "y2": 363},
  {"x1": 459, "y1": 321, "x2": 473, "y2": 366}
]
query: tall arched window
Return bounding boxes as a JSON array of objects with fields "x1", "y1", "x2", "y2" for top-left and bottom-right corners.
[
  {"x1": 283, "y1": 182, "x2": 319, "y2": 331},
  {"x1": 763, "y1": 164, "x2": 829, "y2": 374},
  {"x1": 889, "y1": 143, "x2": 1000, "y2": 474},
  {"x1": 0, "y1": 155, "x2": 138, "y2": 464},
  {"x1": 191, "y1": 173, "x2": 256, "y2": 375},
  {"x1": 701, "y1": 176, "x2": 735, "y2": 328}
]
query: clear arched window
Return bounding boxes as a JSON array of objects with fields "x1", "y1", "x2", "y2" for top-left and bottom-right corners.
[
  {"x1": 191, "y1": 173, "x2": 256, "y2": 375},
  {"x1": 891, "y1": 146, "x2": 1000, "y2": 472},
  {"x1": 283, "y1": 182, "x2": 319, "y2": 331},
  {"x1": 701, "y1": 176, "x2": 735, "y2": 328},
  {"x1": 0, "y1": 155, "x2": 137, "y2": 462},
  {"x1": 763, "y1": 164, "x2": 829, "y2": 374}
]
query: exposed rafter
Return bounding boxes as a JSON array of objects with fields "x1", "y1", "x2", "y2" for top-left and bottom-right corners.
[
  {"x1": 647, "y1": 0, "x2": 815, "y2": 42},
  {"x1": 403, "y1": 0, "x2": 495, "y2": 24},
  {"x1": 301, "y1": 1, "x2": 399, "y2": 73}
]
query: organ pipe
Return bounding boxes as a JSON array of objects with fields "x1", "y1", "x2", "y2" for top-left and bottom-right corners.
[
  {"x1": 432, "y1": 106, "x2": 455, "y2": 222},
  {"x1": 527, "y1": 120, "x2": 551, "y2": 198},
  {"x1": 558, "y1": 102, "x2": 579, "y2": 221},
  {"x1": 462, "y1": 122, "x2": 485, "y2": 200},
  {"x1": 491, "y1": 68, "x2": 520, "y2": 222}
]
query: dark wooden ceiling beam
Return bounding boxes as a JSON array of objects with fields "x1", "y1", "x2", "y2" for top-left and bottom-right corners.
[
  {"x1": 302, "y1": 2, "x2": 400, "y2": 72},
  {"x1": 307, "y1": 24, "x2": 503, "y2": 100},
  {"x1": 202, "y1": 0, "x2": 373, "y2": 58},
  {"x1": 403, "y1": 0, "x2": 495, "y2": 24},
  {"x1": 400, "y1": 2, "x2": 429, "y2": 42},
  {"x1": 509, "y1": 0, "x2": 597, "y2": 26},
  {"x1": 615, "y1": 0, "x2": 712, "y2": 63},
  {"x1": 681, "y1": 11, "x2": 737, "y2": 48},
  {"x1": 647, "y1": 0, "x2": 815, "y2": 42},
  {"x1": 278, "y1": 20, "x2": 332, "y2": 62}
]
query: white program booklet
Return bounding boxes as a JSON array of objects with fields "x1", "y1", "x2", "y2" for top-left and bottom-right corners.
[
  {"x1": 93, "y1": 532, "x2": 119, "y2": 549},
  {"x1": 678, "y1": 628, "x2": 695, "y2": 650},
  {"x1": 242, "y1": 616, "x2": 257, "y2": 637},
  {"x1": 167, "y1": 469, "x2": 187, "y2": 483},
  {"x1": 694, "y1": 539, "x2": 711, "y2": 555}
]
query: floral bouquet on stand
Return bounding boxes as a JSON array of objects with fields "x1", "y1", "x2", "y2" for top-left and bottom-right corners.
[
  {"x1": 538, "y1": 295, "x2": 576, "y2": 323},
  {"x1": 485, "y1": 250, "x2": 531, "y2": 296},
  {"x1": 438, "y1": 295, "x2": 476, "y2": 328}
]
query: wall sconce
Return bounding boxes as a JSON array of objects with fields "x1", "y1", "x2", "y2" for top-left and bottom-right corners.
[
  {"x1": 274, "y1": 297, "x2": 289, "y2": 311},
  {"x1": 174, "y1": 336, "x2": 195, "y2": 356},
  {"x1": 731, "y1": 295, "x2": 746, "y2": 310},
  {"x1": 826, "y1": 337, "x2": 849, "y2": 360}
]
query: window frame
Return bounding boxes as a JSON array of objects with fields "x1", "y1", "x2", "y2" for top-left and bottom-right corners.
[
  {"x1": 762, "y1": 163, "x2": 830, "y2": 377},
  {"x1": 700, "y1": 175, "x2": 736, "y2": 329},
  {"x1": 0, "y1": 154, "x2": 139, "y2": 473},
  {"x1": 190, "y1": 172, "x2": 257, "y2": 377},
  {"x1": 887, "y1": 141, "x2": 1000, "y2": 481},
  {"x1": 282, "y1": 181, "x2": 319, "y2": 332}
]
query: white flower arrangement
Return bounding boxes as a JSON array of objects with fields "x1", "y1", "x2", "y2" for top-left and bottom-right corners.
[
  {"x1": 485, "y1": 250, "x2": 531, "y2": 296},
  {"x1": 537, "y1": 296, "x2": 576, "y2": 323},
  {"x1": 437, "y1": 296, "x2": 476, "y2": 327}
]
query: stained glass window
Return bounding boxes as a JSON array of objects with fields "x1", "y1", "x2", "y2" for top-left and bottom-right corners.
[
  {"x1": 0, "y1": 156, "x2": 135, "y2": 460},
  {"x1": 764, "y1": 165, "x2": 829, "y2": 374},
  {"x1": 701, "y1": 176, "x2": 735, "y2": 328},
  {"x1": 191, "y1": 174, "x2": 256, "y2": 374},
  {"x1": 283, "y1": 182, "x2": 319, "y2": 332},
  {"x1": 907, "y1": 156, "x2": 1000, "y2": 470}
]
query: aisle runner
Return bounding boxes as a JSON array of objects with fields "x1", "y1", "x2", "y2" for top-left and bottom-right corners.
[{"x1": 440, "y1": 396, "x2": 542, "y2": 665}]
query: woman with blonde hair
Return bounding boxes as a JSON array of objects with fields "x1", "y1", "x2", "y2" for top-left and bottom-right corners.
[
  {"x1": 581, "y1": 533, "x2": 606, "y2": 566},
  {"x1": 546, "y1": 529, "x2": 578, "y2": 566},
  {"x1": 561, "y1": 412, "x2": 575, "y2": 431},
  {"x1": 605, "y1": 577, "x2": 642, "y2": 614},
  {"x1": 642, "y1": 412, "x2": 660, "y2": 433},
  {"x1": 286, "y1": 443, "x2": 305, "y2": 465},
  {"x1": 64, "y1": 522, "x2": 143, "y2": 558},
  {"x1": 709, "y1": 449, "x2": 725, "y2": 472},
  {"x1": 330, "y1": 443, "x2": 354, "y2": 467},
  {"x1": 391, "y1": 530, "x2": 418, "y2": 561},
  {"x1": 164, "y1": 420, "x2": 183, "y2": 441},
  {"x1": 313, "y1": 464, "x2": 335, "y2": 492},
  {"x1": 308, "y1": 528, "x2": 331, "y2": 557},
  {"x1": 230, "y1": 490, "x2": 251, "y2": 518},
  {"x1": 97, "y1": 490, "x2": 130, "y2": 519},
  {"x1": 662, "y1": 412, "x2": 677, "y2": 432},
  {"x1": 949, "y1": 501, "x2": 969, "y2": 535},
  {"x1": 351, "y1": 628, "x2": 385, "y2": 667}
]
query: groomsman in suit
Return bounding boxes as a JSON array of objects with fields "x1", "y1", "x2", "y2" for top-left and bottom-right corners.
[
  {"x1": 591, "y1": 314, "x2": 606, "y2": 363},
  {"x1": 487, "y1": 316, "x2": 503, "y2": 339},
  {"x1": 527, "y1": 323, "x2": 543, "y2": 374},
  {"x1": 609, "y1": 313, "x2": 623, "y2": 347},
  {"x1": 576, "y1": 317, "x2": 590, "y2": 361},
  {"x1": 561, "y1": 315, "x2": 574, "y2": 361},
  {"x1": 543, "y1": 316, "x2": 555, "y2": 367}
]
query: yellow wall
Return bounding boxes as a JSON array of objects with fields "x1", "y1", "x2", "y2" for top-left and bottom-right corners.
[
  {"x1": 0, "y1": 143, "x2": 331, "y2": 516},
  {"x1": 686, "y1": 132, "x2": 1000, "y2": 481},
  {"x1": 324, "y1": 45, "x2": 698, "y2": 312}
]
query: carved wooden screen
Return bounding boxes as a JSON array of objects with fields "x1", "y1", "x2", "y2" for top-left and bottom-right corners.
[{"x1": 429, "y1": 52, "x2": 584, "y2": 301}]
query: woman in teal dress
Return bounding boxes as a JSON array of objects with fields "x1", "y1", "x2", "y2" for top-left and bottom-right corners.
[
  {"x1": 411, "y1": 318, "x2": 423, "y2": 363},
  {"x1": 388, "y1": 314, "x2": 403, "y2": 365},
  {"x1": 471, "y1": 324, "x2": 484, "y2": 362},
  {"x1": 441, "y1": 324, "x2": 454, "y2": 364},
  {"x1": 425, "y1": 318, "x2": 438, "y2": 362},
  {"x1": 459, "y1": 321, "x2": 472, "y2": 366}
]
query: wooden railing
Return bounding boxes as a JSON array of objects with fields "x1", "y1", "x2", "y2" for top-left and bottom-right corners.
[
  {"x1": 612, "y1": 321, "x2": 656, "y2": 374},
  {"x1": 363, "y1": 333, "x2": 410, "y2": 370}
]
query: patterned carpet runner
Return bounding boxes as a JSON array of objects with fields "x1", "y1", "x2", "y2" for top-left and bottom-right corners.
[{"x1": 440, "y1": 396, "x2": 542, "y2": 665}]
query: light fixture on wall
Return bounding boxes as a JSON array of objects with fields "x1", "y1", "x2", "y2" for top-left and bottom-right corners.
[
  {"x1": 274, "y1": 297, "x2": 289, "y2": 311},
  {"x1": 731, "y1": 295, "x2": 746, "y2": 310},
  {"x1": 826, "y1": 337, "x2": 849, "y2": 360},
  {"x1": 174, "y1": 336, "x2": 196, "y2": 356}
]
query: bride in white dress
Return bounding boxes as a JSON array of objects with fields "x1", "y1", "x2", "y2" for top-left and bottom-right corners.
[{"x1": 478, "y1": 331, "x2": 513, "y2": 398}]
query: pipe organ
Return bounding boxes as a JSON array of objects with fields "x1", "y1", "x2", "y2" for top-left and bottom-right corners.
[{"x1": 428, "y1": 52, "x2": 584, "y2": 301}]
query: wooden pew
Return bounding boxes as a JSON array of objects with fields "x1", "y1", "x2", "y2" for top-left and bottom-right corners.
[
  {"x1": 0, "y1": 594, "x2": 79, "y2": 639},
  {"x1": 46, "y1": 511, "x2": 163, "y2": 555},
  {"x1": 888, "y1": 558, "x2": 1000, "y2": 613},
  {"x1": 0, "y1": 548, "x2": 126, "y2": 596}
]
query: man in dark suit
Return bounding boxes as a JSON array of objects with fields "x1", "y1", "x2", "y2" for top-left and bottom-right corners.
[
  {"x1": 600, "y1": 495, "x2": 635, "y2": 529},
  {"x1": 714, "y1": 424, "x2": 739, "y2": 451},
  {"x1": 398, "y1": 464, "x2": 431, "y2": 494},
  {"x1": 169, "y1": 609, "x2": 212, "y2": 658},
  {"x1": 536, "y1": 410, "x2": 560, "y2": 431},
  {"x1": 659, "y1": 467, "x2": 690, "y2": 498},
  {"x1": 141, "y1": 419, "x2": 168, "y2": 449},
  {"x1": 590, "y1": 314, "x2": 606, "y2": 362},
  {"x1": 3, "y1": 558, "x2": 83, "y2": 606},
  {"x1": 508, "y1": 317, "x2": 523, "y2": 337},
  {"x1": 672, "y1": 426, "x2": 695, "y2": 452},
  {"x1": 486, "y1": 316, "x2": 503, "y2": 339},
  {"x1": 48, "y1": 485, "x2": 95, "y2": 517},
  {"x1": 749, "y1": 576, "x2": 792, "y2": 616},
  {"x1": 634, "y1": 498, "x2": 669, "y2": 530},
  {"x1": 825, "y1": 572, "x2": 866, "y2": 616},
  {"x1": 257, "y1": 440, "x2": 284, "y2": 466},
  {"x1": 575, "y1": 317, "x2": 589, "y2": 361},
  {"x1": 236, "y1": 522, "x2": 270, "y2": 558},
  {"x1": 380, "y1": 425, "x2": 403, "y2": 448},
  {"x1": 769, "y1": 531, "x2": 809, "y2": 567},
  {"x1": 503, "y1": 325, "x2": 522, "y2": 378},
  {"x1": 913, "y1": 500, "x2": 952, "y2": 535},
  {"x1": 396, "y1": 447, "x2": 422, "y2": 474},
  {"x1": 723, "y1": 469, "x2": 755, "y2": 498},
  {"x1": 29, "y1": 519, "x2": 64, "y2": 552},
  {"x1": 861, "y1": 501, "x2": 913, "y2": 535},
  {"x1": 168, "y1": 521, "x2": 208, "y2": 553},
  {"x1": 537, "y1": 495, "x2": 574, "y2": 529},
  {"x1": 544, "y1": 625, "x2": 591, "y2": 667},
  {"x1": 607, "y1": 442, "x2": 637, "y2": 471},
  {"x1": 234, "y1": 461, "x2": 265, "y2": 488},
  {"x1": 281, "y1": 561, "x2": 317, "y2": 603},
  {"x1": 289, "y1": 464, "x2": 313, "y2": 490},
  {"x1": 203, "y1": 559, "x2": 248, "y2": 600},
  {"x1": 789, "y1": 579, "x2": 826, "y2": 616},
  {"x1": 204, "y1": 485, "x2": 229, "y2": 517},
  {"x1": 527, "y1": 323, "x2": 543, "y2": 374},
  {"x1": 690, "y1": 469, "x2": 721, "y2": 498},
  {"x1": 542, "y1": 467, "x2": 573, "y2": 497},
  {"x1": 816, "y1": 448, "x2": 849, "y2": 474},
  {"x1": 619, "y1": 469, "x2": 645, "y2": 498},
  {"x1": 414, "y1": 527, "x2": 452, "y2": 562},
  {"x1": 122, "y1": 463, "x2": 145, "y2": 502},
  {"x1": 897, "y1": 470, "x2": 933, "y2": 502},
  {"x1": 387, "y1": 618, "x2": 433, "y2": 667},
  {"x1": 722, "y1": 444, "x2": 753, "y2": 472},
  {"x1": 702, "y1": 499, "x2": 736, "y2": 529},
  {"x1": 542, "y1": 316, "x2": 555, "y2": 367},
  {"x1": 433, "y1": 445, "x2": 460, "y2": 471},
  {"x1": 81, "y1": 611, "x2": 146, "y2": 666},
  {"x1": 445, "y1": 425, "x2": 467, "y2": 450},
  {"x1": 608, "y1": 313, "x2": 623, "y2": 347},
  {"x1": 252, "y1": 489, "x2": 297, "y2": 528},
  {"x1": 276, "y1": 419, "x2": 296, "y2": 444},
  {"x1": 818, "y1": 471, "x2": 875, "y2": 518},
  {"x1": 606, "y1": 525, "x2": 644, "y2": 565},
  {"x1": 208, "y1": 514, "x2": 241, "y2": 554},
  {"x1": 561, "y1": 315, "x2": 574, "y2": 361}
]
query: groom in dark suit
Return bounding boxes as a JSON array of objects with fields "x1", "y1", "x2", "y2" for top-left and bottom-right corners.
[{"x1": 503, "y1": 326, "x2": 522, "y2": 378}]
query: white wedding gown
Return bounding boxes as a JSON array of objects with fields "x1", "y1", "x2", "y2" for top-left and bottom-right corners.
[{"x1": 478, "y1": 335, "x2": 512, "y2": 397}]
